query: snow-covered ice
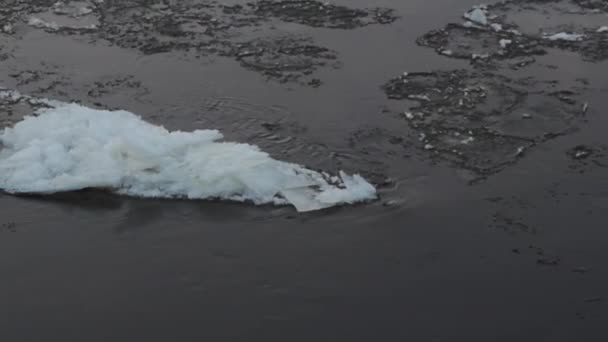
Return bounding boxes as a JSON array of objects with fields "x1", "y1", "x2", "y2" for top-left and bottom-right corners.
[
  {"x1": 0, "y1": 99, "x2": 377, "y2": 212},
  {"x1": 598, "y1": 26, "x2": 608, "y2": 33}
]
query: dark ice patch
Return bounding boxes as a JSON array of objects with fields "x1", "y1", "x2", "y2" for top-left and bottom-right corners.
[
  {"x1": 418, "y1": 0, "x2": 608, "y2": 65},
  {"x1": 383, "y1": 70, "x2": 586, "y2": 176},
  {"x1": 3, "y1": 0, "x2": 397, "y2": 85},
  {"x1": 226, "y1": 36, "x2": 337, "y2": 84},
  {"x1": 249, "y1": 0, "x2": 397, "y2": 29},
  {"x1": 488, "y1": 0, "x2": 608, "y2": 62},
  {"x1": 417, "y1": 23, "x2": 545, "y2": 63},
  {"x1": 570, "y1": 0, "x2": 608, "y2": 12}
]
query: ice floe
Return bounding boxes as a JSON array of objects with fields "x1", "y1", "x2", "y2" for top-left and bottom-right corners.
[{"x1": 0, "y1": 95, "x2": 376, "y2": 212}]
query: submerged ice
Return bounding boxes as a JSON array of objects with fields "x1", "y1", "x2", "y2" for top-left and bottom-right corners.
[{"x1": 0, "y1": 100, "x2": 376, "y2": 212}]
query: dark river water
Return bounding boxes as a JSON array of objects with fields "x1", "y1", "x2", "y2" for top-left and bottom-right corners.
[{"x1": 1, "y1": 0, "x2": 607, "y2": 340}]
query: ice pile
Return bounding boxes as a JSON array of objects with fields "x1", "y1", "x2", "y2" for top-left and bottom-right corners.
[{"x1": 0, "y1": 100, "x2": 376, "y2": 212}]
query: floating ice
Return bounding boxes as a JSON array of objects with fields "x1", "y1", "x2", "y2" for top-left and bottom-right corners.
[
  {"x1": 598, "y1": 26, "x2": 608, "y2": 33},
  {"x1": 543, "y1": 32, "x2": 585, "y2": 41},
  {"x1": 0, "y1": 99, "x2": 376, "y2": 212},
  {"x1": 464, "y1": 7, "x2": 488, "y2": 26},
  {"x1": 499, "y1": 39, "x2": 512, "y2": 49},
  {"x1": 28, "y1": 17, "x2": 60, "y2": 31},
  {"x1": 490, "y1": 23, "x2": 503, "y2": 32},
  {"x1": 2, "y1": 24, "x2": 13, "y2": 34},
  {"x1": 27, "y1": 1, "x2": 99, "y2": 31}
]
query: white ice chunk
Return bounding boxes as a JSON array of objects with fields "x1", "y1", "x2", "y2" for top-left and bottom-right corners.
[
  {"x1": 0, "y1": 100, "x2": 377, "y2": 212},
  {"x1": 464, "y1": 7, "x2": 488, "y2": 26},
  {"x1": 598, "y1": 26, "x2": 608, "y2": 33},
  {"x1": 499, "y1": 39, "x2": 512, "y2": 49},
  {"x1": 543, "y1": 32, "x2": 585, "y2": 41},
  {"x1": 490, "y1": 23, "x2": 503, "y2": 32}
]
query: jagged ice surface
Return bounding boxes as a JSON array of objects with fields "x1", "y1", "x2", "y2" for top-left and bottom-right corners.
[{"x1": 0, "y1": 101, "x2": 376, "y2": 212}]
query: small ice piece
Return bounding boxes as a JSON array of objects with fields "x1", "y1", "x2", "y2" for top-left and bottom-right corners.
[
  {"x1": 472, "y1": 53, "x2": 490, "y2": 60},
  {"x1": 403, "y1": 112, "x2": 414, "y2": 120},
  {"x1": 464, "y1": 7, "x2": 488, "y2": 26},
  {"x1": 0, "y1": 98, "x2": 377, "y2": 212},
  {"x1": 461, "y1": 136, "x2": 475, "y2": 144},
  {"x1": 424, "y1": 144, "x2": 435, "y2": 150},
  {"x1": 490, "y1": 23, "x2": 503, "y2": 32},
  {"x1": 499, "y1": 39, "x2": 512, "y2": 49},
  {"x1": 598, "y1": 26, "x2": 608, "y2": 33},
  {"x1": 582, "y1": 102, "x2": 589, "y2": 114},
  {"x1": 0, "y1": 89, "x2": 23, "y2": 102},
  {"x1": 516, "y1": 146, "x2": 525, "y2": 156},
  {"x1": 508, "y1": 29, "x2": 522, "y2": 36},
  {"x1": 79, "y1": 7, "x2": 94, "y2": 15},
  {"x1": 543, "y1": 32, "x2": 585, "y2": 41},
  {"x1": 408, "y1": 94, "x2": 431, "y2": 101},
  {"x1": 441, "y1": 49, "x2": 453, "y2": 56},
  {"x1": 2, "y1": 24, "x2": 13, "y2": 33},
  {"x1": 522, "y1": 113, "x2": 532, "y2": 119}
]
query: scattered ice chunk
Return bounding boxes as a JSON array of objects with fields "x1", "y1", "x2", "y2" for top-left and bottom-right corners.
[
  {"x1": 472, "y1": 53, "x2": 490, "y2": 60},
  {"x1": 543, "y1": 32, "x2": 585, "y2": 41},
  {"x1": 2, "y1": 24, "x2": 13, "y2": 34},
  {"x1": 0, "y1": 98, "x2": 377, "y2": 212},
  {"x1": 499, "y1": 39, "x2": 512, "y2": 49},
  {"x1": 598, "y1": 26, "x2": 608, "y2": 33},
  {"x1": 522, "y1": 113, "x2": 532, "y2": 119},
  {"x1": 490, "y1": 23, "x2": 503, "y2": 32},
  {"x1": 408, "y1": 94, "x2": 431, "y2": 101},
  {"x1": 508, "y1": 29, "x2": 522, "y2": 36},
  {"x1": 464, "y1": 7, "x2": 488, "y2": 26},
  {"x1": 461, "y1": 136, "x2": 475, "y2": 144},
  {"x1": 0, "y1": 89, "x2": 23, "y2": 102}
]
